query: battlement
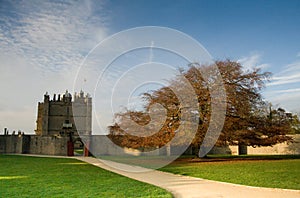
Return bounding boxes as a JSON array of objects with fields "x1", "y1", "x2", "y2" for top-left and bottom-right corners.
[{"x1": 43, "y1": 90, "x2": 91, "y2": 104}]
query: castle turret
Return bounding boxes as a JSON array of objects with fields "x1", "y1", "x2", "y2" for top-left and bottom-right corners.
[
  {"x1": 44, "y1": 92, "x2": 49, "y2": 102},
  {"x1": 35, "y1": 90, "x2": 92, "y2": 137},
  {"x1": 42, "y1": 92, "x2": 50, "y2": 136},
  {"x1": 35, "y1": 92, "x2": 50, "y2": 135},
  {"x1": 63, "y1": 90, "x2": 72, "y2": 103},
  {"x1": 80, "y1": 90, "x2": 84, "y2": 98},
  {"x1": 85, "y1": 93, "x2": 92, "y2": 135}
]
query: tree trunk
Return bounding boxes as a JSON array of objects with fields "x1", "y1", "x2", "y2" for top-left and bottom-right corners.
[{"x1": 238, "y1": 144, "x2": 248, "y2": 155}]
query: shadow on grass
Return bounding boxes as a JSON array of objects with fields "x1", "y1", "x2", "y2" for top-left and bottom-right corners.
[{"x1": 175, "y1": 154, "x2": 300, "y2": 163}]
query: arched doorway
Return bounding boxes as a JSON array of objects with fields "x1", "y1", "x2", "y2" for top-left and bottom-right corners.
[
  {"x1": 73, "y1": 137, "x2": 84, "y2": 156},
  {"x1": 67, "y1": 137, "x2": 90, "y2": 157}
]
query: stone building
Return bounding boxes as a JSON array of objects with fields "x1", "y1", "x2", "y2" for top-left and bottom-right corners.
[{"x1": 35, "y1": 90, "x2": 92, "y2": 137}]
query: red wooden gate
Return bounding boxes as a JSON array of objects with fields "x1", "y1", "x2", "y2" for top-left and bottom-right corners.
[{"x1": 67, "y1": 141, "x2": 74, "y2": 156}]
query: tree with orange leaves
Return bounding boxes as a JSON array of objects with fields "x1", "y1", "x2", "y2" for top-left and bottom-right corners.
[{"x1": 108, "y1": 60, "x2": 293, "y2": 155}]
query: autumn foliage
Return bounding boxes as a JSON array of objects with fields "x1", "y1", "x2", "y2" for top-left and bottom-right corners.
[{"x1": 108, "y1": 60, "x2": 294, "y2": 151}]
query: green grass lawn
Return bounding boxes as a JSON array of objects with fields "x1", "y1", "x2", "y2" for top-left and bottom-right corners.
[
  {"x1": 160, "y1": 157, "x2": 300, "y2": 190},
  {"x1": 74, "y1": 149, "x2": 83, "y2": 155},
  {"x1": 0, "y1": 155, "x2": 172, "y2": 197}
]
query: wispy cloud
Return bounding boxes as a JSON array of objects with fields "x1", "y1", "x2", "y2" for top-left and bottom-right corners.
[
  {"x1": 264, "y1": 54, "x2": 300, "y2": 112},
  {"x1": 237, "y1": 53, "x2": 300, "y2": 113},
  {"x1": 270, "y1": 88, "x2": 300, "y2": 94},
  {"x1": 0, "y1": 0, "x2": 108, "y2": 72},
  {"x1": 267, "y1": 61, "x2": 300, "y2": 86},
  {"x1": 264, "y1": 90, "x2": 300, "y2": 113},
  {"x1": 237, "y1": 53, "x2": 269, "y2": 71},
  {"x1": 0, "y1": 0, "x2": 109, "y2": 133}
]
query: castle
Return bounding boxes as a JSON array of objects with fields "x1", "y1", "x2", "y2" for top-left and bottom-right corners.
[
  {"x1": 35, "y1": 90, "x2": 92, "y2": 137},
  {"x1": 0, "y1": 90, "x2": 92, "y2": 156}
]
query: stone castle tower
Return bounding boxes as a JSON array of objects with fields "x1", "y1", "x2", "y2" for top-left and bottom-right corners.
[{"x1": 35, "y1": 90, "x2": 92, "y2": 137}]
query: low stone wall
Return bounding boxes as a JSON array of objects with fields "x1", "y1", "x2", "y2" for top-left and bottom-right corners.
[
  {"x1": 29, "y1": 136, "x2": 68, "y2": 156},
  {"x1": 208, "y1": 145, "x2": 232, "y2": 155},
  {"x1": 0, "y1": 135, "x2": 68, "y2": 156},
  {"x1": 1, "y1": 134, "x2": 299, "y2": 156},
  {"x1": 89, "y1": 135, "x2": 123, "y2": 156},
  {"x1": 89, "y1": 136, "x2": 182, "y2": 156},
  {"x1": 229, "y1": 134, "x2": 300, "y2": 155},
  {"x1": 0, "y1": 134, "x2": 30, "y2": 154}
]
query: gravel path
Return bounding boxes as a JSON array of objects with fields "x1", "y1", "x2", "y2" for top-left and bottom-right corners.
[{"x1": 74, "y1": 156, "x2": 300, "y2": 198}]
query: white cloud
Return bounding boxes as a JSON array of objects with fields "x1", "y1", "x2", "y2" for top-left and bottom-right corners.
[
  {"x1": 236, "y1": 52, "x2": 300, "y2": 113},
  {"x1": 0, "y1": 0, "x2": 108, "y2": 71},
  {"x1": 237, "y1": 53, "x2": 269, "y2": 71},
  {"x1": 0, "y1": 0, "x2": 109, "y2": 133},
  {"x1": 264, "y1": 90, "x2": 300, "y2": 113},
  {"x1": 264, "y1": 56, "x2": 300, "y2": 113},
  {"x1": 270, "y1": 88, "x2": 300, "y2": 94},
  {"x1": 267, "y1": 61, "x2": 300, "y2": 86}
]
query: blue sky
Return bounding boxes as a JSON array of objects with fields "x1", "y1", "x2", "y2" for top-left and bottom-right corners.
[{"x1": 0, "y1": 0, "x2": 299, "y2": 134}]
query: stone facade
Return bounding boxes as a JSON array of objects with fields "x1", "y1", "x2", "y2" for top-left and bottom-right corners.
[{"x1": 35, "y1": 90, "x2": 92, "y2": 137}]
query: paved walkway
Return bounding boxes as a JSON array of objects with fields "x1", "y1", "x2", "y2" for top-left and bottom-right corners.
[
  {"x1": 18, "y1": 154, "x2": 300, "y2": 198},
  {"x1": 73, "y1": 156, "x2": 300, "y2": 198}
]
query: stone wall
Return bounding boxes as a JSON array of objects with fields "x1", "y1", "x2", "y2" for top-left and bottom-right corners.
[
  {"x1": 208, "y1": 145, "x2": 232, "y2": 155},
  {"x1": 229, "y1": 134, "x2": 300, "y2": 155},
  {"x1": 0, "y1": 135, "x2": 68, "y2": 156},
  {"x1": 29, "y1": 136, "x2": 68, "y2": 155},
  {"x1": 0, "y1": 134, "x2": 30, "y2": 154},
  {"x1": 89, "y1": 135, "x2": 125, "y2": 156},
  {"x1": 1, "y1": 134, "x2": 299, "y2": 156},
  {"x1": 89, "y1": 136, "x2": 169, "y2": 156}
]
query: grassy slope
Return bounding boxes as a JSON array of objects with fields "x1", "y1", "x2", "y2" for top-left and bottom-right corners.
[
  {"x1": 160, "y1": 158, "x2": 300, "y2": 190},
  {"x1": 0, "y1": 155, "x2": 172, "y2": 197}
]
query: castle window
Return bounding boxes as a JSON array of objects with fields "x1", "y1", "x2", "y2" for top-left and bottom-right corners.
[{"x1": 63, "y1": 120, "x2": 72, "y2": 128}]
